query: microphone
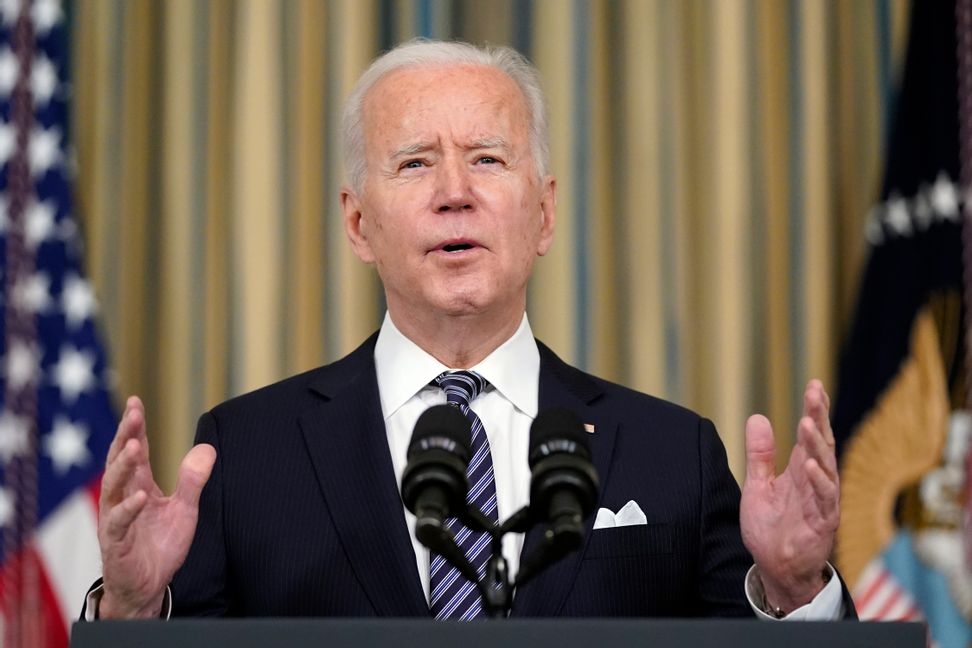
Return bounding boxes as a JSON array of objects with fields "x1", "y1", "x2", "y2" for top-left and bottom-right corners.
[
  {"x1": 401, "y1": 404, "x2": 472, "y2": 547},
  {"x1": 527, "y1": 408, "x2": 599, "y2": 551}
]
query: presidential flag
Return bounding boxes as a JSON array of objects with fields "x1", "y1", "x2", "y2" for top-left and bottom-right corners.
[
  {"x1": 0, "y1": 1, "x2": 115, "y2": 646},
  {"x1": 833, "y1": 2, "x2": 972, "y2": 646}
]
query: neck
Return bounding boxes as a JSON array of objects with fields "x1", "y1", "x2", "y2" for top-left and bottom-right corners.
[{"x1": 387, "y1": 303, "x2": 524, "y2": 368}]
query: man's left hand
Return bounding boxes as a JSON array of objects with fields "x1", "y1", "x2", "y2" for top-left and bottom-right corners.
[{"x1": 739, "y1": 379, "x2": 839, "y2": 613}]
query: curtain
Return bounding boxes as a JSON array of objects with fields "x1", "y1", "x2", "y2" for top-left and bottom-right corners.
[{"x1": 70, "y1": 0, "x2": 911, "y2": 489}]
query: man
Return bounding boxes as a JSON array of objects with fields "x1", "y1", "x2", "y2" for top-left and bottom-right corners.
[{"x1": 88, "y1": 40, "x2": 846, "y2": 620}]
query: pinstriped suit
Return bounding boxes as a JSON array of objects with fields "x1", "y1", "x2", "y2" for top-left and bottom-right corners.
[{"x1": 170, "y1": 333, "x2": 755, "y2": 617}]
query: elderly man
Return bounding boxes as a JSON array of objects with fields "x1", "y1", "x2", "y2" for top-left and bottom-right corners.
[{"x1": 88, "y1": 39, "x2": 847, "y2": 620}]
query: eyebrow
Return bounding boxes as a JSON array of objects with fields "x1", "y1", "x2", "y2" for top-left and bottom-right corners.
[
  {"x1": 468, "y1": 137, "x2": 509, "y2": 150},
  {"x1": 388, "y1": 137, "x2": 511, "y2": 160},
  {"x1": 390, "y1": 142, "x2": 434, "y2": 159}
]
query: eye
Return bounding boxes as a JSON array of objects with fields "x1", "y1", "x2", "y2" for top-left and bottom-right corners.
[
  {"x1": 477, "y1": 156, "x2": 500, "y2": 165},
  {"x1": 400, "y1": 159, "x2": 426, "y2": 170}
]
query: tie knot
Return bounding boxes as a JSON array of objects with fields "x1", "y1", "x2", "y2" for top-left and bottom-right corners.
[{"x1": 434, "y1": 370, "x2": 487, "y2": 407}]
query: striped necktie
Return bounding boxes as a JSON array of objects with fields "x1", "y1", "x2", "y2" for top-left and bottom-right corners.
[{"x1": 429, "y1": 370, "x2": 498, "y2": 620}]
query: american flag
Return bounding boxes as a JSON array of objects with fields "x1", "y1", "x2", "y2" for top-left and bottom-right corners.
[{"x1": 0, "y1": 0, "x2": 114, "y2": 646}]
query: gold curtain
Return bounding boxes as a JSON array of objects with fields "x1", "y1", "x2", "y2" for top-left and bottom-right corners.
[{"x1": 71, "y1": 0, "x2": 911, "y2": 489}]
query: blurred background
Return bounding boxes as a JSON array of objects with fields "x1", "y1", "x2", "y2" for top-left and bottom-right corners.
[{"x1": 70, "y1": 0, "x2": 910, "y2": 488}]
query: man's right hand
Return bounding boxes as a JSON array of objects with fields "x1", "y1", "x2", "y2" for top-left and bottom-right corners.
[{"x1": 97, "y1": 396, "x2": 216, "y2": 618}]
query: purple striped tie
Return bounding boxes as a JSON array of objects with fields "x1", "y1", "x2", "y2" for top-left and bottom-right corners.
[{"x1": 429, "y1": 371, "x2": 498, "y2": 620}]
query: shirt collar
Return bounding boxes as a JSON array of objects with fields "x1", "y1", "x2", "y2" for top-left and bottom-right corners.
[{"x1": 373, "y1": 311, "x2": 540, "y2": 420}]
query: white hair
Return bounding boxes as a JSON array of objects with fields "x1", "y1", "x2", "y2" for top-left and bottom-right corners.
[{"x1": 341, "y1": 38, "x2": 550, "y2": 193}]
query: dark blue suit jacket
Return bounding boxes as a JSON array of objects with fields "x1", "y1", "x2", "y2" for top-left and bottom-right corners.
[{"x1": 169, "y1": 334, "x2": 757, "y2": 617}]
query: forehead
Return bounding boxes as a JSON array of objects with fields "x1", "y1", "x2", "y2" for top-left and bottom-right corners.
[{"x1": 362, "y1": 64, "x2": 531, "y2": 151}]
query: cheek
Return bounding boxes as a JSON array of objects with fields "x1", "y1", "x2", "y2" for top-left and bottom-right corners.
[
  {"x1": 503, "y1": 229, "x2": 541, "y2": 275},
  {"x1": 514, "y1": 189, "x2": 545, "y2": 235},
  {"x1": 361, "y1": 209, "x2": 399, "y2": 249},
  {"x1": 512, "y1": 211, "x2": 543, "y2": 249},
  {"x1": 363, "y1": 188, "x2": 428, "y2": 239},
  {"x1": 370, "y1": 213, "x2": 385, "y2": 233},
  {"x1": 364, "y1": 213, "x2": 423, "y2": 273}
]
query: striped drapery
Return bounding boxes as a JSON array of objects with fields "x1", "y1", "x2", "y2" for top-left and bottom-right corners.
[{"x1": 70, "y1": 0, "x2": 911, "y2": 489}]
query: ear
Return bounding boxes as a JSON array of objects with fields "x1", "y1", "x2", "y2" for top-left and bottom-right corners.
[
  {"x1": 536, "y1": 176, "x2": 557, "y2": 256},
  {"x1": 341, "y1": 186, "x2": 376, "y2": 264}
]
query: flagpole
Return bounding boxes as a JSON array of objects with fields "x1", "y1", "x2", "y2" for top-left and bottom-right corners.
[
  {"x1": 1, "y1": 1, "x2": 40, "y2": 646},
  {"x1": 955, "y1": 0, "x2": 972, "y2": 582}
]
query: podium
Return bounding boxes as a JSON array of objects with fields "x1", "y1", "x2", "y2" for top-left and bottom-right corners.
[{"x1": 72, "y1": 618, "x2": 924, "y2": 647}]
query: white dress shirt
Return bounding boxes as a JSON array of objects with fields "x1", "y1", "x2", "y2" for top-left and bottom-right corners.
[{"x1": 375, "y1": 311, "x2": 539, "y2": 598}]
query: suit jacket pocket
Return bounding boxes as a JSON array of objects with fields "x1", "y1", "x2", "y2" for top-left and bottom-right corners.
[{"x1": 584, "y1": 523, "x2": 674, "y2": 559}]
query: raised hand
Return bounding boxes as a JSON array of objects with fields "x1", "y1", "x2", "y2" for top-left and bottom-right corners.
[
  {"x1": 739, "y1": 380, "x2": 839, "y2": 613},
  {"x1": 97, "y1": 396, "x2": 216, "y2": 618}
]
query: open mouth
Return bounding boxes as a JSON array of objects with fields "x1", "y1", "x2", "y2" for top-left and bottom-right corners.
[{"x1": 442, "y1": 243, "x2": 474, "y2": 252}]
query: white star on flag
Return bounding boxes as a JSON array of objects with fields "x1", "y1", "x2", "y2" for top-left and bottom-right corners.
[
  {"x1": 52, "y1": 344, "x2": 97, "y2": 403},
  {"x1": 6, "y1": 340, "x2": 40, "y2": 389},
  {"x1": 28, "y1": 125, "x2": 61, "y2": 175},
  {"x1": 0, "y1": 46, "x2": 16, "y2": 97},
  {"x1": 0, "y1": 487, "x2": 12, "y2": 527},
  {"x1": 0, "y1": 411, "x2": 30, "y2": 464},
  {"x1": 31, "y1": 54, "x2": 57, "y2": 106},
  {"x1": 44, "y1": 416, "x2": 92, "y2": 475},
  {"x1": 930, "y1": 172, "x2": 959, "y2": 219},
  {"x1": 62, "y1": 274, "x2": 97, "y2": 328},
  {"x1": 12, "y1": 271, "x2": 52, "y2": 314},
  {"x1": 32, "y1": 0, "x2": 64, "y2": 35},
  {"x1": 25, "y1": 198, "x2": 56, "y2": 247},
  {"x1": 884, "y1": 195, "x2": 912, "y2": 235}
]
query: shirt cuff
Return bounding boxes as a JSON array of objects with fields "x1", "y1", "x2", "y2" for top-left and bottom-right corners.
[
  {"x1": 84, "y1": 583, "x2": 173, "y2": 621},
  {"x1": 745, "y1": 563, "x2": 843, "y2": 620}
]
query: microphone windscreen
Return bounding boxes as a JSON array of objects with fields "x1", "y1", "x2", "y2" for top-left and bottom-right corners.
[
  {"x1": 408, "y1": 404, "x2": 472, "y2": 463},
  {"x1": 528, "y1": 407, "x2": 591, "y2": 468}
]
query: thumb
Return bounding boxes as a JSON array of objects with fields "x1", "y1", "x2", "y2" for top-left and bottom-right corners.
[
  {"x1": 745, "y1": 414, "x2": 776, "y2": 482},
  {"x1": 173, "y1": 443, "x2": 216, "y2": 508}
]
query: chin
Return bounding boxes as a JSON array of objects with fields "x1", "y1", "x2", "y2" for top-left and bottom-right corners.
[
  {"x1": 437, "y1": 297, "x2": 490, "y2": 317},
  {"x1": 428, "y1": 287, "x2": 495, "y2": 317}
]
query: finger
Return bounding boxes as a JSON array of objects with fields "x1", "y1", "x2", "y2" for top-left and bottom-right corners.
[
  {"x1": 105, "y1": 397, "x2": 144, "y2": 465},
  {"x1": 172, "y1": 444, "x2": 217, "y2": 509},
  {"x1": 106, "y1": 397, "x2": 148, "y2": 466},
  {"x1": 100, "y1": 438, "x2": 142, "y2": 508},
  {"x1": 804, "y1": 457, "x2": 839, "y2": 521},
  {"x1": 745, "y1": 414, "x2": 777, "y2": 482},
  {"x1": 797, "y1": 415, "x2": 838, "y2": 481},
  {"x1": 102, "y1": 489, "x2": 148, "y2": 543},
  {"x1": 802, "y1": 380, "x2": 826, "y2": 416}
]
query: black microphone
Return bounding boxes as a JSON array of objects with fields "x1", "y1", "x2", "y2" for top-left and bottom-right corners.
[
  {"x1": 401, "y1": 404, "x2": 471, "y2": 544},
  {"x1": 527, "y1": 408, "x2": 599, "y2": 551}
]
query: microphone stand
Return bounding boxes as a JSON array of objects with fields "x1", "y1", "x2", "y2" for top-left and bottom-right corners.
[{"x1": 451, "y1": 504, "x2": 583, "y2": 619}]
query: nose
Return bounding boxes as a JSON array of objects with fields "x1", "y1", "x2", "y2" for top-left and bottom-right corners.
[{"x1": 433, "y1": 157, "x2": 474, "y2": 213}]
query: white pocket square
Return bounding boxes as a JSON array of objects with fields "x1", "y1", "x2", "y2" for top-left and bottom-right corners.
[{"x1": 593, "y1": 500, "x2": 647, "y2": 529}]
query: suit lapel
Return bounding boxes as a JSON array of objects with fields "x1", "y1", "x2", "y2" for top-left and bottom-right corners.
[
  {"x1": 299, "y1": 339, "x2": 429, "y2": 617},
  {"x1": 511, "y1": 342, "x2": 619, "y2": 617}
]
